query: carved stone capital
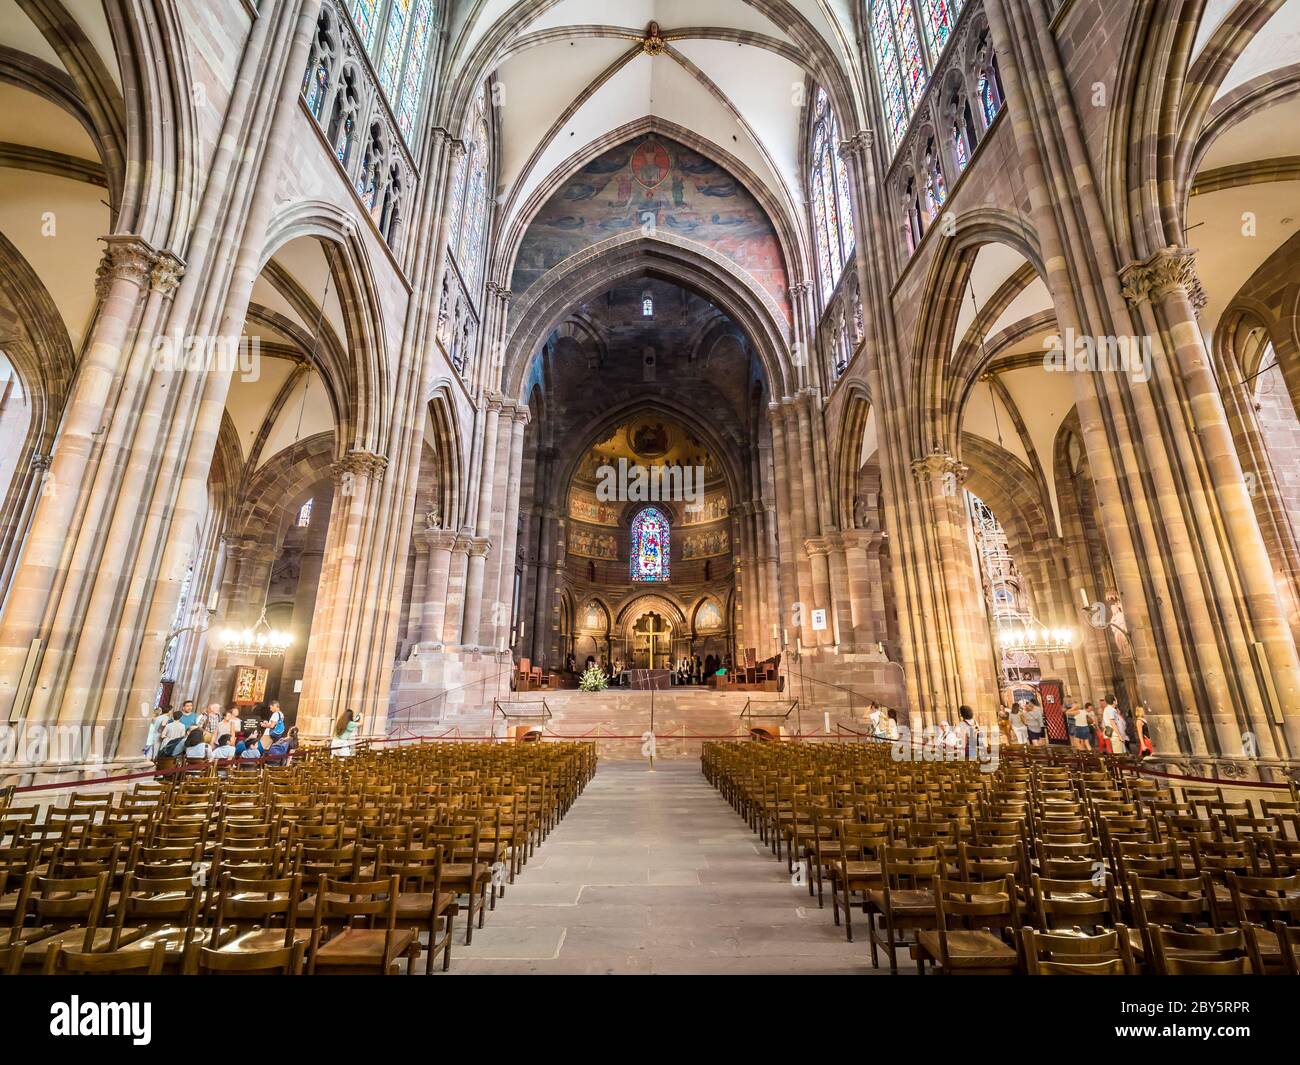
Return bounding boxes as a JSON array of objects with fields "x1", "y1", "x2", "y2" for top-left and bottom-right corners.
[
  {"x1": 96, "y1": 235, "x2": 158, "y2": 298},
  {"x1": 466, "y1": 536, "x2": 492, "y2": 559},
  {"x1": 911, "y1": 450, "x2": 969, "y2": 487},
  {"x1": 150, "y1": 253, "x2": 186, "y2": 297},
  {"x1": 1119, "y1": 245, "x2": 1204, "y2": 310},
  {"x1": 838, "y1": 130, "x2": 874, "y2": 159},
  {"x1": 331, "y1": 449, "x2": 389, "y2": 485},
  {"x1": 416, "y1": 527, "x2": 460, "y2": 553},
  {"x1": 803, "y1": 536, "x2": 831, "y2": 558}
]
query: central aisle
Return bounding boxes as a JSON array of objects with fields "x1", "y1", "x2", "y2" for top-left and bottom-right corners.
[{"x1": 456, "y1": 759, "x2": 891, "y2": 974}]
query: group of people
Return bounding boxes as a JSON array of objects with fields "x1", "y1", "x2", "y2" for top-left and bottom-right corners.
[
  {"x1": 999, "y1": 693, "x2": 1153, "y2": 757},
  {"x1": 862, "y1": 695, "x2": 1153, "y2": 759},
  {"x1": 673, "y1": 654, "x2": 730, "y2": 685},
  {"x1": 145, "y1": 698, "x2": 296, "y2": 765}
]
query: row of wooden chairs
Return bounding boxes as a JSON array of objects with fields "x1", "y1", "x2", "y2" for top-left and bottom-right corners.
[
  {"x1": 1, "y1": 740, "x2": 596, "y2": 974},
  {"x1": 703, "y1": 740, "x2": 1300, "y2": 974}
]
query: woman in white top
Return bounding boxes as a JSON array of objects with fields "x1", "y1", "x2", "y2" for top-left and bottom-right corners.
[
  {"x1": 1102, "y1": 699, "x2": 1128, "y2": 755},
  {"x1": 1007, "y1": 704, "x2": 1029, "y2": 745},
  {"x1": 144, "y1": 707, "x2": 168, "y2": 759},
  {"x1": 332, "y1": 708, "x2": 360, "y2": 756}
]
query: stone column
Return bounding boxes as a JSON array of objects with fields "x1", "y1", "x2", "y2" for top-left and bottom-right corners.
[
  {"x1": 530, "y1": 506, "x2": 559, "y2": 665},
  {"x1": 910, "y1": 451, "x2": 999, "y2": 717},
  {"x1": 460, "y1": 394, "x2": 502, "y2": 649},
  {"x1": 825, "y1": 533, "x2": 856, "y2": 653},
  {"x1": 442, "y1": 534, "x2": 472, "y2": 647},
  {"x1": 482, "y1": 402, "x2": 529, "y2": 650},
  {"x1": 0, "y1": 237, "x2": 166, "y2": 720},
  {"x1": 1128, "y1": 246, "x2": 1300, "y2": 754},
  {"x1": 415, "y1": 528, "x2": 457, "y2": 650},
  {"x1": 294, "y1": 449, "x2": 389, "y2": 737},
  {"x1": 459, "y1": 537, "x2": 492, "y2": 650}
]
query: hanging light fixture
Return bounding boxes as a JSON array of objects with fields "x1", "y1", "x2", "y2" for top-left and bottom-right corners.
[
  {"x1": 995, "y1": 621, "x2": 1075, "y2": 655},
  {"x1": 219, "y1": 609, "x2": 293, "y2": 657}
]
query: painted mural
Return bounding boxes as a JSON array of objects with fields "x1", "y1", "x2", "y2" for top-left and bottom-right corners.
[{"x1": 511, "y1": 135, "x2": 790, "y2": 320}]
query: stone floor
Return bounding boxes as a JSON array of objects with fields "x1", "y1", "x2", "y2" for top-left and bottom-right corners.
[{"x1": 453, "y1": 758, "x2": 908, "y2": 974}]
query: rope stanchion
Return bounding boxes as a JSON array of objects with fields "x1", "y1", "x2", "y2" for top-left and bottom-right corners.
[{"x1": 7, "y1": 751, "x2": 304, "y2": 794}]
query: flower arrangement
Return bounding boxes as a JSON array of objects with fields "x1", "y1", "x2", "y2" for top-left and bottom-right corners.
[{"x1": 579, "y1": 664, "x2": 608, "y2": 692}]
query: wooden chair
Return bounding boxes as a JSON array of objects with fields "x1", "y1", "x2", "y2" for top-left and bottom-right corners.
[
  {"x1": 427, "y1": 819, "x2": 492, "y2": 945},
  {"x1": 913, "y1": 875, "x2": 1021, "y2": 975},
  {"x1": 376, "y1": 844, "x2": 458, "y2": 973},
  {"x1": 1225, "y1": 872, "x2": 1300, "y2": 975},
  {"x1": 1150, "y1": 927, "x2": 1254, "y2": 975},
  {"x1": 827, "y1": 821, "x2": 888, "y2": 941},
  {"x1": 1023, "y1": 926, "x2": 1137, "y2": 975},
  {"x1": 12, "y1": 872, "x2": 114, "y2": 969},
  {"x1": 209, "y1": 871, "x2": 309, "y2": 954},
  {"x1": 866, "y1": 844, "x2": 940, "y2": 974},
  {"x1": 308, "y1": 876, "x2": 415, "y2": 975},
  {"x1": 187, "y1": 940, "x2": 305, "y2": 975},
  {"x1": 43, "y1": 940, "x2": 167, "y2": 976}
]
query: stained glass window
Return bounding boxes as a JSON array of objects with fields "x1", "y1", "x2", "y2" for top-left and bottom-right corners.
[
  {"x1": 869, "y1": 2, "x2": 929, "y2": 151},
  {"x1": 921, "y1": 0, "x2": 961, "y2": 55},
  {"x1": 979, "y1": 74, "x2": 1001, "y2": 126},
  {"x1": 810, "y1": 87, "x2": 856, "y2": 304},
  {"x1": 953, "y1": 123, "x2": 969, "y2": 172},
  {"x1": 642, "y1": 296, "x2": 654, "y2": 317},
  {"x1": 307, "y1": 59, "x2": 329, "y2": 119},
  {"x1": 396, "y1": 0, "x2": 434, "y2": 138},
  {"x1": 341, "y1": 0, "x2": 435, "y2": 146},
  {"x1": 893, "y1": 2, "x2": 927, "y2": 113},
  {"x1": 630, "y1": 507, "x2": 670, "y2": 583},
  {"x1": 458, "y1": 118, "x2": 489, "y2": 289},
  {"x1": 297, "y1": 498, "x2": 313, "y2": 528},
  {"x1": 870, "y1": 1, "x2": 907, "y2": 147},
  {"x1": 445, "y1": 146, "x2": 466, "y2": 251},
  {"x1": 345, "y1": 0, "x2": 380, "y2": 49}
]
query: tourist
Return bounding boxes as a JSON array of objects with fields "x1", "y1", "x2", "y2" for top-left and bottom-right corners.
[
  {"x1": 144, "y1": 706, "x2": 169, "y2": 760},
  {"x1": 1102, "y1": 695, "x2": 1128, "y2": 756},
  {"x1": 265, "y1": 731, "x2": 292, "y2": 762},
  {"x1": 866, "y1": 702, "x2": 885, "y2": 735},
  {"x1": 157, "y1": 709, "x2": 187, "y2": 760},
  {"x1": 209, "y1": 734, "x2": 237, "y2": 761},
  {"x1": 1006, "y1": 702, "x2": 1028, "y2": 745},
  {"x1": 1064, "y1": 702, "x2": 1085, "y2": 750},
  {"x1": 1021, "y1": 697, "x2": 1046, "y2": 746},
  {"x1": 333, "y1": 708, "x2": 360, "y2": 756},
  {"x1": 220, "y1": 706, "x2": 240, "y2": 742},
  {"x1": 883, "y1": 708, "x2": 900, "y2": 741},
  {"x1": 264, "y1": 699, "x2": 286, "y2": 738},
  {"x1": 183, "y1": 725, "x2": 208, "y2": 760},
  {"x1": 955, "y1": 705, "x2": 979, "y2": 757},
  {"x1": 1132, "y1": 704, "x2": 1153, "y2": 758},
  {"x1": 179, "y1": 699, "x2": 198, "y2": 728},
  {"x1": 202, "y1": 702, "x2": 222, "y2": 742},
  {"x1": 234, "y1": 729, "x2": 258, "y2": 758},
  {"x1": 239, "y1": 734, "x2": 263, "y2": 760}
]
